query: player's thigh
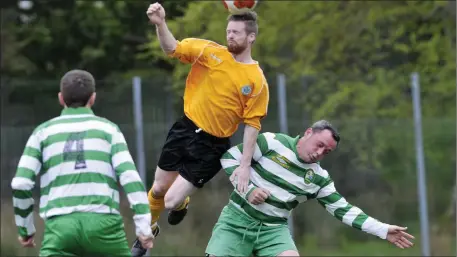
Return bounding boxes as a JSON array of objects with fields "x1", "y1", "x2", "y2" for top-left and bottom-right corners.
[
  {"x1": 254, "y1": 224, "x2": 298, "y2": 257},
  {"x1": 151, "y1": 166, "x2": 179, "y2": 195},
  {"x1": 153, "y1": 116, "x2": 193, "y2": 193},
  {"x1": 40, "y1": 215, "x2": 84, "y2": 256},
  {"x1": 82, "y1": 214, "x2": 130, "y2": 257},
  {"x1": 183, "y1": 134, "x2": 231, "y2": 188},
  {"x1": 156, "y1": 116, "x2": 194, "y2": 174},
  {"x1": 205, "y1": 206, "x2": 254, "y2": 257},
  {"x1": 164, "y1": 175, "x2": 198, "y2": 209}
]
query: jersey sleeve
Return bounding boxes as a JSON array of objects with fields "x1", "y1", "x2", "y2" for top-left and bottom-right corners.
[
  {"x1": 168, "y1": 38, "x2": 210, "y2": 64},
  {"x1": 110, "y1": 126, "x2": 152, "y2": 237},
  {"x1": 315, "y1": 173, "x2": 390, "y2": 239},
  {"x1": 11, "y1": 128, "x2": 42, "y2": 238},
  {"x1": 220, "y1": 133, "x2": 269, "y2": 198},
  {"x1": 243, "y1": 76, "x2": 269, "y2": 130}
]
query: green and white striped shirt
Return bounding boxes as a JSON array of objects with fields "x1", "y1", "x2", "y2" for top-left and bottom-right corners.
[
  {"x1": 221, "y1": 132, "x2": 389, "y2": 239},
  {"x1": 11, "y1": 107, "x2": 152, "y2": 238}
]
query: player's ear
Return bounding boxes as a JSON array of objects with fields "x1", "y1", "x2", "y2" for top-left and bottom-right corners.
[
  {"x1": 58, "y1": 92, "x2": 66, "y2": 107},
  {"x1": 87, "y1": 92, "x2": 96, "y2": 107},
  {"x1": 304, "y1": 128, "x2": 313, "y2": 136},
  {"x1": 248, "y1": 33, "x2": 256, "y2": 44}
]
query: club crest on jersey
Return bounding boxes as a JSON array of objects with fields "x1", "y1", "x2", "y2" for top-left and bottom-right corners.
[
  {"x1": 304, "y1": 169, "x2": 315, "y2": 184},
  {"x1": 241, "y1": 85, "x2": 252, "y2": 95}
]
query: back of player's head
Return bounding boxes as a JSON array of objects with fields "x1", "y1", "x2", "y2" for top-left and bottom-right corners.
[
  {"x1": 227, "y1": 11, "x2": 258, "y2": 36},
  {"x1": 60, "y1": 69, "x2": 95, "y2": 107},
  {"x1": 310, "y1": 120, "x2": 340, "y2": 144}
]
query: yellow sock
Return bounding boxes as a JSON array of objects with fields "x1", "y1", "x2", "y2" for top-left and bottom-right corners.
[
  {"x1": 174, "y1": 196, "x2": 190, "y2": 211},
  {"x1": 148, "y1": 187, "x2": 165, "y2": 224}
]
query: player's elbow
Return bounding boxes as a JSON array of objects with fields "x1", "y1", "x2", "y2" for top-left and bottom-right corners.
[
  {"x1": 163, "y1": 47, "x2": 175, "y2": 56},
  {"x1": 163, "y1": 41, "x2": 177, "y2": 56},
  {"x1": 11, "y1": 177, "x2": 34, "y2": 191}
]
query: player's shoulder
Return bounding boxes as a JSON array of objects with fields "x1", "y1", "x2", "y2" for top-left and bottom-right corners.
[
  {"x1": 183, "y1": 37, "x2": 226, "y2": 50},
  {"x1": 271, "y1": 132, "x2": 294, "y2": 141},
  {"x1": 251, "y1": 65, "x2": 269, "y2": 91},
  {"x1": 32, "y1": 118, "x2": 55, "y2": 136},
  {"x1": 92, "y1": 115, "x2": 122, "y2": 132},
  {"x1": 262, "y1": 132, "x2": 294, "y2": 141},
  {"x1": 260, "y1": 132, "x2": 294, "y2": 148},
  {"x1": 32, "y1": 114, "x2": 73, "y2": 133},
  {"x1": 260, "y1": 132, "x2": 275, "y2": 140}
]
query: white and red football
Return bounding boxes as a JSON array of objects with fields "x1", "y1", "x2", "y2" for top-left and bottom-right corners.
[{"x1": 222, "y1": 0, "x2": 258, "y2": 15}]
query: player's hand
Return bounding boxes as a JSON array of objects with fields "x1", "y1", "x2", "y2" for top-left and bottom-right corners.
[
  {"x1": 230, "y1": 165, "x2": 250, "y2": 193},
  {"x1": 139, "y1": 234, "x2": 154, "y2": 249},
  {"x1": 18, "y1": 235, "x2": 35, "y2": 248},
  {"x1": 386, "y1": 225, "x2": 415, "y2": 249},
  {"x1": 146, "y1": 2, "x2": 166, "y2": 26},
  {"x1": 247, "y1": 188, "x2": 270, "y2": 205}
]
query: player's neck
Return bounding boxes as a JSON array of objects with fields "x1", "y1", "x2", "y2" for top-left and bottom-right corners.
[{"x1": 232, "y1": 50, "x2": 255, "y2": 64}]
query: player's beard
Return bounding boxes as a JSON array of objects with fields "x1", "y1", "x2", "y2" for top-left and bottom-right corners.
[{"x1": 227, "y1": 39, "x2": 248, "y2": 55}]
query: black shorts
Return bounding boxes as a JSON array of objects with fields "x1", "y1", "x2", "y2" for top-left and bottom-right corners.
[{"x1": 157, "y1": 115, "x2": 231, "y2": 188}]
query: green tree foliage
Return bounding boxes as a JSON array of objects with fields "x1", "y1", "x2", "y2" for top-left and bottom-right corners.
[
  {"x1": 144, "y1": 0, "x2": 456, "y2": 225},
  {"x1": 1, "y1": 0, "x2": 189, "y2": 79}
]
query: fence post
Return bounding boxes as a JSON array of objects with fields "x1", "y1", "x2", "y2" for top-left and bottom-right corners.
[
  {"x1": 277, "y1": 73, "x2": 294, "y2": 238},
  {"x1": 411, "y1": 72, "x2": 431, "y2": 257},
  {"x1": 133, "y1": 76, "x2": 147, "y2": 184}
]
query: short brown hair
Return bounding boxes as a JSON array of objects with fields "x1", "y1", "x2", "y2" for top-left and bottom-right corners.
[
  {"x1": 311, "y1": 120, "x2": 341, "y2": 145},
  {"x1": 227, "y1": 11, "x2": 258, "y2": 36},
  {"x1": 60, "y1": 69, "x2": 95, "y2": 108}
]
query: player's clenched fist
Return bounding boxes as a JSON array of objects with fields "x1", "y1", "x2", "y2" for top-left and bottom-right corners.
[
  {"x1": 146, "y1": 2, "x2": 166, "y2": 25},
  {"x1": 247, "y1": 188, "x2": 270, "y2": 205}
]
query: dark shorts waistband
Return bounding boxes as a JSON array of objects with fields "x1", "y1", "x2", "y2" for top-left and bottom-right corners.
[{"x1": 182, "y1": 115, "x2": 230, "y2": 143}]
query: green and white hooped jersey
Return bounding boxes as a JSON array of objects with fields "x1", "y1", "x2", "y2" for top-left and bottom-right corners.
[
  {"x1": 221, "y1": 132, "x2": 389, "y2": 239},
  {"x1": 11, "y1": 107, "x2": 151, "y2": 238}
]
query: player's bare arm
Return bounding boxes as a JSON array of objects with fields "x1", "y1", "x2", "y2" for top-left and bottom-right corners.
[
  {"x1": 230, "y1": 125, "x2": 259, "y2": 193},
  {"x1": 146, "y1": 2, "x2": 177, "y2": 54}
]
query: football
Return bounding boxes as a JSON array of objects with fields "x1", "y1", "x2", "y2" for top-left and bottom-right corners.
[{"x1": 222, "y1": 0, "x2": 258, "y2": 15}]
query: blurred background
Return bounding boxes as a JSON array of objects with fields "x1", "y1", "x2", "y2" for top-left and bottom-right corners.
[{"x1": 1, "y1": 0, "x2": 456, "y2": 256}]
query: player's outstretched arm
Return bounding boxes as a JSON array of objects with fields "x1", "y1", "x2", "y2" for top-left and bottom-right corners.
[
  {"x1": 315, "y1": 179, "x2": 414, "y2": 249},
  {"x1": 11, "y1": 129, "x2": 42, "y2": 246},
  {"x1": 110, "y1": 126, "x2": 152, "y2": 239},
  {"x1": 147, "y1": 3, "x2": 217, "y2": 65},
  {"x1": 146, "y1": 3, "x2": 177, "y2": 54}
]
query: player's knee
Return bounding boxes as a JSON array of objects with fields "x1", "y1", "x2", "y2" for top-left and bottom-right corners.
[
  {"x1": 151, "y1": 183, "x2": 168, "y2": 197},
  {"x1": 277, "y1": 250, "x2": 299, "y2": 256},
  {"x1": 152, "y1": 167, "x2": 178, "y2": 196}
]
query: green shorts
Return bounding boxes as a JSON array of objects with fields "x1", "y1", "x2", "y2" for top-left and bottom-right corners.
[
  {"x1": 205, "y1": 203, "x2": 297, "y2": 257},
  {"x1": 39, "y1": 212, "x2": 131, "y2": 257}
]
